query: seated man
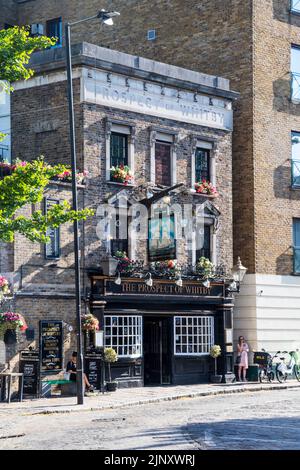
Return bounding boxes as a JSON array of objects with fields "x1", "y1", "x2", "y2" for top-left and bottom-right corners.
[{"x1": 66, "y1": 352, "x2": 94, "y2": 393}]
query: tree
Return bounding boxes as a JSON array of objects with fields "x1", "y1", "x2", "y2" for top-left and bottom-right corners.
[
  {"x1": 0, "y1": 27, "x2": 93, "y2": 243},
  {"x1": 0, "y1": 159, "x2": 93, "y2": 243},
  {"x1": 0, "y1": 26, "x2": 55, "y2": 89}
]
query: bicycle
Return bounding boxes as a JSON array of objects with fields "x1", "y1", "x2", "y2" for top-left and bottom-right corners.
[
  {"x1": 253, "y1": 349, "x2": 275, "y2": 383},
  {"x1": 275, "y1": 350, "x2": 300, "y2": 383}
]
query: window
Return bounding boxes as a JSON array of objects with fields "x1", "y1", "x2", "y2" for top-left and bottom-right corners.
[
  {"x1": 46, "y1": 18, "x2": 62, "y2": 47},
  {"x1": 291, "y1": 0, "x2": 300, "y2": 13},
  {"x1": 104, "y1": 316, "x2": 143, "y2": 358},
  {"x1": 291, "y1": 132, "x2": 300, "y2": 187},
  {"x1": 155, "y1": 142, "x2": 171, "y2": 186},
  {"x1": 147, "y1": 30, "x2": 156, "y2": 41},
  {"x1": 0, "y1": 85, "x2": 11, "y2": 163},
  {"x1": 110, "y1": 212, "x2": 128, "y2": 256},
  {"x1": 293, "y1": 219, "x2": 300, "y2": 273},
  {"x1": 110, "y1": 132, "x2": 128, "y2": 168},
  {"x1": 45, "y1": 199, "x2": 60, "y2": 259},
  {"x1": 291, "y1": 46, "x2": 300, "y2": 101},
  {"x1": 174, "y1": 316, "x2": 214, "y2": 356},
  {"x1": 148, "y1": 213, "x2": 176, "y2": 261},
  {"x1": 195, "y1": 148, "x2": 210, "y2": 183},
  {"x1": 196, "y1": 224, "x2": 211, "y2": 261}
]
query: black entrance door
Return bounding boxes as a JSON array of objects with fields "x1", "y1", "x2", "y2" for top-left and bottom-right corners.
[{"x1": 143, "y1": 317, "x2": 171, "y2": 385}]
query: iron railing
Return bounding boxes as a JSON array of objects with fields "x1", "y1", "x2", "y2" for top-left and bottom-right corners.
[
  {"x1": 291, "y1": 159, "x2": 300, "y2": 187},
  {"x1": 294, "y1": 247, "x2": 300, "y2": 274},
  {"x1": 291, "y1": 72, "x2": 300, "y2": 101}
]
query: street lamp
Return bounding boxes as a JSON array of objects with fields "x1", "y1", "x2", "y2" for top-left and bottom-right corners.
[
  {"x1": 230, "y1": 257, "x2": 247, "y2": 293},
  {"x1": 65, "y1": 9, "x2": 120, "y2": 405}
]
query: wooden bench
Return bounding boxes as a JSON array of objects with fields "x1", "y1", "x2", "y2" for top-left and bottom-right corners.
[{"x1": 41, "y1": 379, "x2": 76, "y2": 397}]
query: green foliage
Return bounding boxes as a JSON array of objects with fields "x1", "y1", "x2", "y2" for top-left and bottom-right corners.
[
  {"x1": 0, "y1": 27, "x2": 55, "y2": 86},
  {"x1": 104, "y1": 347, "x2": 118, "y2": 363},
  {"x1": 0, "y1": 159, "x2": 94, "y2": 243},
  {"x1": 210, "y1": 345, "x2": 221, "y2": 359}
]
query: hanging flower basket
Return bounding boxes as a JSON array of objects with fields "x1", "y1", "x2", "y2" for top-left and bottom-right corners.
[
  {"x1": 195, "y1": 180, "x2": 218, "y2": 196},
  {"x1": 0, "y1": 275, "x2": 10, "y2": 300},
  {"x1": 0, "y1": 312, "x2": 28, "y2": 339},
  {"x1": 110, "y1": 165, "x2": 132, "y2": 184},
  {"x1": 81, "y1": 313, "x2": 100, "y2": 332}
]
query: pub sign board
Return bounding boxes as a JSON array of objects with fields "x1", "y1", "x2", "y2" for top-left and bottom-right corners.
[
  {"x1": 85, "y1": 355, "x2": 103, "y2": 390},
  {"x1": 104, "y1": 279, "x2": 224, "y2": 298},
  {"x1": 40, "y1": 320, "x2": 63, "y2": 371},
  {"x1": 20, "y1": 359, "x2": 40, "y2": 396}
]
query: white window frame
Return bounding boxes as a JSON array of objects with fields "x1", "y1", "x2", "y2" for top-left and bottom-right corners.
[
  {"x1": 105, "y1": 120, "x2": 135, "y2": 182},
  {"x1": 174, "y1": 315, "x2": 214, "y2": 356},
  {"x1": 104, "y1": 315, "x2": 143, "y2": 358}
]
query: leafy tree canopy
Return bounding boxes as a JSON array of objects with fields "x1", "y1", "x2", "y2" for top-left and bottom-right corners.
[
  {"x1": 0, "y1": 26, "x2": 55, "y2": 88},
  {"x1": 0, "y1": 159, "x2": 93, "y2": 243}
]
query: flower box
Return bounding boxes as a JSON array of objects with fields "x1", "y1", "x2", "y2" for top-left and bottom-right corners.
[
  {"x1": 195, "y1": 180, "x2": 218, "y2": 196},
  {"x1": 110, "y1": 165, "x2": 133, "y2": 185}
]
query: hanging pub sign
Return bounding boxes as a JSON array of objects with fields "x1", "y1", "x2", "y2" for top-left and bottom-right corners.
[{"x1": 40, "y1": 320, "x2": 63, "y2": 371}]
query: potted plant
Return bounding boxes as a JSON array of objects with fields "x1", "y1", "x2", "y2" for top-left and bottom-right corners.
[
  {"x1": 210, "y1": 344, "x2": 222, "y2": 383},
  {"x1": 196, "y1": 257, "x2": 214, "y2": 278},
  {"x1": 110, "y1": 164, "x2": 133, "y2": 184},
  {"x1": 104, "y1": 347, "x2": 118, "y2": 392},
  {"x1": 195, "y1": 179, "x2": 218, "y2": 196}
]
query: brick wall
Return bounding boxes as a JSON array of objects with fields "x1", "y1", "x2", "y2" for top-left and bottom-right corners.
[
  {"x1": 5, "y1": 0, "x2": 253, "y2": 273},
  {"x1": 0, "y1": 0, "x2": 17, "y2": 29}
]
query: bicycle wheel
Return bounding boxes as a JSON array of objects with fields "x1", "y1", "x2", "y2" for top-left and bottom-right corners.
[
  {"x1": 276, "y1": 365, "x2": 287, "y2": 383},
  {"x1": 294, "y1": 365, "x2": 300, "y2": 382},
  {"x1": 268, "y1": 371, "x2": 275, "y2": 382}
]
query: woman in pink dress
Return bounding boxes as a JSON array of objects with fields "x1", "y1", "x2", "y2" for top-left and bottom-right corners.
[{"x1": 237, "y1": 336, "x2": 249, "y2": 382}]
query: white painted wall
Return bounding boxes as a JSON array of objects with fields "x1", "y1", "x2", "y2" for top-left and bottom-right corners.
[{"x1": 233, "y1": 274, "x2": 300, "y2": 360}]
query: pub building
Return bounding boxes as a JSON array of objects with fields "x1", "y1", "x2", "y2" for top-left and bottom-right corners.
[{"x1": 0, "y1": 43, "x2": 239, "y2": 390}]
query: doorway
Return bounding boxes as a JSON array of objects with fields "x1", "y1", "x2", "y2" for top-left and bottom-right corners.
[{"x1": 143, "y1": 317, "x2": 172, "y2": 385}]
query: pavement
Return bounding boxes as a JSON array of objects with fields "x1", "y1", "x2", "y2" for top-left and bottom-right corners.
[{"x1": 1, "y1": 379, "x2": 300, "y2": 416}]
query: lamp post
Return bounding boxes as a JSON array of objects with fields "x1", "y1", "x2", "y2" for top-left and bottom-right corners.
[{"x1": 65, "y1": 9, "x2": 120, "y2": 405}]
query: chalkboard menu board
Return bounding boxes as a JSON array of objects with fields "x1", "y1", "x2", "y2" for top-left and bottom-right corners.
[
  {"x1": 40, "y1": 321, "x2": 63, "y2": 371},
  {"x1": 85, "y1": 354, "x2": 103, "y2": 390},
  {"x1": 20, "y1": 350, "x2": 40, "y2": 396}
]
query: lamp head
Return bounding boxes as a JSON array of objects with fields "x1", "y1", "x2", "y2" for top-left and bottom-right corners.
[
  {"x1": 98, "y1": 9, "x2": 120, "y2": 26},
  {"x1": 232, "y1": 257, "x2": 247, "y2": 283},
  {"x1": 203, "y1": 279, "x2": 211, "y2": 289},
  {"x1": 145, "y1": 273, "x2": 153, "y2": 287},
  {"x1": 114, "y1": 272, "x2": 122, "y2": 285}
]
